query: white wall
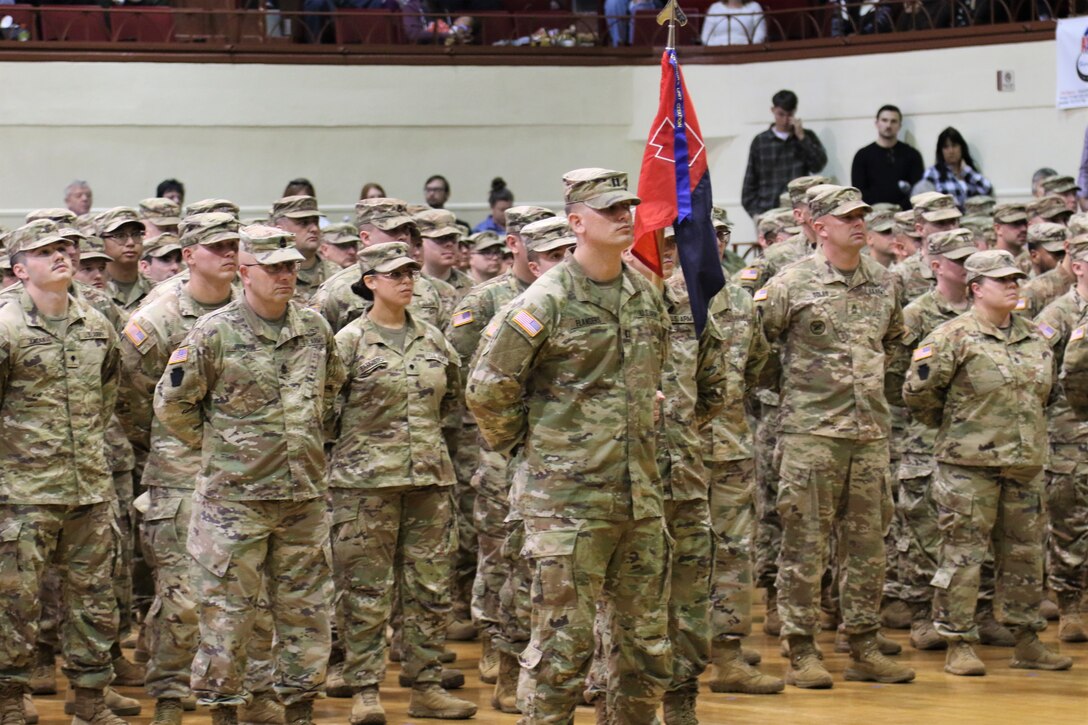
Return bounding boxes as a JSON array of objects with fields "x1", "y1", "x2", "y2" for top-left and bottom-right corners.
[{"x1": 0, "y1": 38, "x2": 1084, "y2": 240}]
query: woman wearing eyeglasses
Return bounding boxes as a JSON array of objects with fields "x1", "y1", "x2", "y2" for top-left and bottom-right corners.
[{"x1": 326, "y1": 241, "x2": 474, "y2": 723}]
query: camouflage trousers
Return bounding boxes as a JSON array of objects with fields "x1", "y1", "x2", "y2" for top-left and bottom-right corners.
[
  {"x1": 142, "y1": 488, "x2": 275, "y2": 700},
  {"x1": 188, "y1": 494, "x2": 332, "y2": 706},
  {"x1": 0, "y1": 502, "x2": 119, "y2": 690},
  {"x1": 330, "y1": 486, "x2": 452, "y2": 689},
  {"x1": 1045, "y1": 444, "x2": 1088, "y2": 609},
  {"x1": 932, "y1": 463, "x2": 1046, "y2": 642},
  {"x1": 753, "y1": 409, "x2": 782, "y2": 590},
  {"x1": 450, "y1": 425, "x2": 479, "y2": 621},
  {"x1": 776, "y1": 434, "x2": 890, "y2": 637},
  {"x1": 471, "y1": 492, "x2": 508, "y2": 641},
  {"x1": 520, "y1": 516, "x2": 672, "y2": 725},
  {"x1": 499, "y1": 522, "x2": 534, "y2": 714},
  {"x1": 882, "y1": 410, "x2": 908, "y2": 602},
  {"x1": 709, "y1": 458, "x2": 756, "y2": 639}
]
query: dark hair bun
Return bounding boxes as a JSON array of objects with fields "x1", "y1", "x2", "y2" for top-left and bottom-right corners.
[{"x1": 491, "y1": 177, "x2": 507, "y2": 192}]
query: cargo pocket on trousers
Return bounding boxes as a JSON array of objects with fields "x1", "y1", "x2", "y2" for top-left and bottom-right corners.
[
  {"x1": 0, "y1": 521, "x2": 22, "y2": 581},
  {"x1": 190, "y1": 542, "x2": 233, "y2": 579},
  {"x1": 518, "y1": 641, "x2": 544, "y2": 672},
  {"x1": 521, "y1": 528, "x2": 579, "y2": 610}
]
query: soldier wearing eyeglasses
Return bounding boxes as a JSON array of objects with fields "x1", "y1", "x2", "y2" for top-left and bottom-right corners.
[{"x1": 95, "y1": 208, "x2": 153, "y2": 312}]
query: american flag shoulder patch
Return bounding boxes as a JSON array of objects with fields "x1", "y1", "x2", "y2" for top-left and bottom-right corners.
[
  {"x1": 740, "y1": 267, "x2": 759, "y2": 281},
  {"x1": 753, "y1": 288, "x2": 768, "y2": 302},
  {"x1": 123, "y1": 321, "x2": 148, "y2": 347},
  {"x1": 511, "y1": 309, "x2": 543, "y2": 337},
  {"x1": 1015, "y1": 298, "x2": 1027, "y2": 311},
  {"x1": 1037, "y1": 322, "x2": 1057, "y2": 340},
  {"x1": 451, "y1": 309, "x2": 474, "y2": 327},
  {"x1": 912, "y1": 345, "x2": 934, "y2": 362},
  {"x1": 1072, "y1": 326, "x2": 1085, "y2": 342},
  {"x1": 167, "y1": 347, "x2": 189, "y2": 365}
]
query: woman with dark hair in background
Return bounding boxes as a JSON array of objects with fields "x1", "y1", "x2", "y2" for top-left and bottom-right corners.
[
  {"x1": 472, "y1": 178, "x2": 514, "y2": 234},
  {"x1": 921, "y1": 127, "x2": 993, "y2": 211},
  {"x1": 360, "y1": 182, "x2": 388, "y2": 200}
]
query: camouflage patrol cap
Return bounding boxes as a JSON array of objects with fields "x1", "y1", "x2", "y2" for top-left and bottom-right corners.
[
  {"x1": 6, "y1": 220, "x2": 69, "y2": 256},
  {"x1": 79, "y1": 235, "x2": 114, "y2": 263},
  {"x1": 271, "y1": 195, "x2": 321, "y2": 221},
  {"x1": 143, "y1": 234, "x2": 182, "y2": 258},
  {"x1": 359, "y1": 241, "x2": 419, "y2": 276},
  {"x1": 964, "y1": 249, "x2": 1026, "y2": 284},
  {"x1": 1027, "y1": 194, "x2": 1071, "y2": 222},
  {"x1": 787, "y1": 175, "x2": 831, "y2": 206},
  {"x1": 138, "y1": 198, "x2": 181, "y2": 227},
  {"x1": 505, "y1": 206, "x2": 554, "y2": 235},
  {"x1": 960, "y1": 215, "x2": 995, "y2": 247},
  {"x1": 562, "y1": 168, "x2": 640, "y2": 209},
  {"x1": 911, "y1": 192, "x2": 961, "y2": 223},
  {"x1": 963, "y1": 195, "x2": 996, "y2": 216},
  {"x1": 94, "y1": 207, "x2": 143, "y2": 236},
  {"x1": 992, "y1": 202, "x2": 1028, "y2": 224},
  {"x1": 1068, "y1": 212, "x2": 1088, "y2": 236},
  {"x1": 415, "y1": 209, "x2": 462, "y2": 239},
  {"x1": 759, "y1": 208, "x2": 798, "y2": 237},
  {"x1": 1069, "y1": 234, "x2": 1088, "y2": 262},
  {"x1": 778, "y1": 191, "x2": 791, "y2": 208},
  {"x1": 240, "y1": 224, "x2": 304, "y2": 265},
  {"x1": 926, "y1": 229, "x2": 976, "y2": 260},
  {"x1": 521, "y1": 216, "x2": 576, "y2": 253},
  {"x1": 179, "y1": 213, "x2": 241, "y2": 249},
  {"x1": 1028, "y1": 222, "x2": 1069, "y2": 252},
  {"x1": 407, "y1": 203, "x2": 430, "y2": 215},
  {"x1": 1041, "y1": 175, "x2": 1079, "y2": 195},
  {"x1": 866, "y1": 205, "x2": 899, "y2": 233},
  {"x1": 711, "y1": 206, "x2": 733, "y2": 230},
  {"x1": 183, "y1": 199, "x2": 240, "y2": 219},
  {"x1": 807, "y1": 186, "x2": 871, "y2": 220},
  {"x1": 25, "y1": 208, "x2": 76, "y2": 225},
  {"x1": 322, "y1": 223, "x2": 361, "y2": 247},
  {"x1": 354, "y1": 198, "x2": 414, "y2": 231},
  {"x1": 469, "y1": 230, "x2": 505, "y2": 252},
  {"x1": 894, "y1": 210, "x2": 922, "y2": 239}
]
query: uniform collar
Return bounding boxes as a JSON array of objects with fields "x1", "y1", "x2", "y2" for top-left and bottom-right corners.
[
  {"x1": 968, "y1": 306, "x2": 1031, "y2": 343},
  {"x1": 239, "y1": 295, "x2": 307, "y2": 346},
  {"x1": 360, "y1": 310, "x2": 426, "y2": 348}
]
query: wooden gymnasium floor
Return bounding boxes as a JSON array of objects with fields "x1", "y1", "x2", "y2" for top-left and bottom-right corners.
[{"x1": 31, "y1": 598, "x2": 1088, "y2": 725}]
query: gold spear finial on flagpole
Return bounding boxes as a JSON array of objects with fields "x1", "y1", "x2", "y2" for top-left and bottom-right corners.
[{"x1": 657, "y1": 0, "x2": 687, "y2": 51}]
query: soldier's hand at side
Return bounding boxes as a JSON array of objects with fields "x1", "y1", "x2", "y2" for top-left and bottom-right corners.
[{"x1": 654, "y1": 390, "x2": 665, "y2": 425}]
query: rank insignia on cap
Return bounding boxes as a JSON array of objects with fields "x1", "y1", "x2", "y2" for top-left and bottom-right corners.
[
  {"x1": 1038, "y1": 322, "x2": 1057, "y2": 340},
  {"x1": 511, "y1": 309, "x2": 543, "y2": 337},
  {"x1": 1072, "y1": 326, "x2": 1085, "y2": 342},
  {"x1": 753, "y1": 288, "x2": 768, "y2": 302},
  {"x1": 452, "y1": 309, "x2": 474, "y2": 328},
  {"x1": 740, "y1": 267, "x2": 759, "y2": 281},
  {"x1": 1015, "y1": 298, "x2": 1027, "y2": 311},
  {"x1": 912, "y1": 345, "x2": 934, "y2": 361},
  {"x1": 168, "y1": 347, "x2": 189, "y2": 365},
  {"x1": 123, "y1": 321, "x2": 148, "y2": 347}
]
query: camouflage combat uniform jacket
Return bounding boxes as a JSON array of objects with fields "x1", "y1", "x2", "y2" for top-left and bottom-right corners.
[{"x1": 311, "y1": 263, "x2": 447, "y2": 333}]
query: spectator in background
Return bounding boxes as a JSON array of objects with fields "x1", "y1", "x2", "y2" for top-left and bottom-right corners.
[
  {"x1": 360, "y1": 182, "x2": 387, "y2": 199},
  {"x1": 604, "y1": 0, "x2": 664, "y2": 46},
  {"x1": 302, "y1": 0, "x2": 389, "y2": 43},
  {"x1": 472, "y1": 177, "x2": 514, "y2": 234},
  {"x1": 1033, "y1": 167, "x2": 1058, "y2": 197},
  {"x1": 64, "y1": 179, "x2": 93, "y2": 216},
  {"x1": 156, "y1": 178, "x2": 185, "y2": 206},
  {"x1": 741, "y1": 89, "x2": 828, "y2": 219},
  {"x1": 701, "y1": 0, "x2": 765, "y2": 45},
  {"x1": 921, "y1": 127, "x2": 992, "y2": 211},
  {"x1": 424, "y1": 174, "x2": 451, "y2": 209},
  {"x1": 851, "y1": 104, "x2": 924, "y2": 208}
]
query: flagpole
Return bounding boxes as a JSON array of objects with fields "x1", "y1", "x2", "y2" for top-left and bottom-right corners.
[{"x1": 656, "y1": 0, "x2": 686, "y2": 52}]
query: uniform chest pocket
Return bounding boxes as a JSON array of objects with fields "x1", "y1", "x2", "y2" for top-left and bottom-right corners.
[
  {"x1": 963, "y1": 352, "x2": 1006, "y2": 396},
  {"x1": 216, "y1": 351, "x2": 280, "y2": 417},
  {"x1": 795, "y1": 301, "x2": 837, "y2": 345}
]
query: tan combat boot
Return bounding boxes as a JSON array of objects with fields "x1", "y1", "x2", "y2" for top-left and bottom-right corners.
[
  {"x1": 785, "y1": 635, "x2": 832, "y2": 689},
  {"x1": 149, "y1": 699, "x2": 183, "y2": 725},
  {"x1": 28, "y1": 647, "x2": 56, "y2": 696},
  {"x1": 398, "y1": 668, "x2": 464, "y2": 690},
  {"x1": 23, "y1": 695, "x2": 37, "y2": 725},
  {"x1": 71, "y1": 687, "x2": 129, "y2": 725},
  {"x1": 111, "y1": 656, "x2": 146, "y2": 688},
  {"x1": 880, "y1": 599, "x2": 913, "y2": 630},
  {"x1": 1059, "y1": 612, "x2": 1088, "y2": 643},
  {"x1": 1010, "y1": 630, "x2": 1074, "y2": 671},
  {"x1": 1040, "y1": 594, "x2": 1060, "y2": 621},
  {"x1": 662, "y1": 686, "x2": 698, "y2": 725},
  {"x1": 909, "y1": 605, "x2": 946, "y2": 651},
  {"x1": 326, "y1": 662, "x2": 352, "y2": 698},
  {"x1": 491, "y1": 651, "x2": 520, "y2": 714},
  {"x1": 708, "y1": 639, "x2": 784, "y2": 694},
  {"x1": 762, "y1": 588, "x2": 781, "y2": 637},
  {"x1": 283, "y1": 701, "x2": 313, "y2": 725},
  {"x1": 350, "y1": 686, "x2": 384, "y2": 725},
  {"x1": 211, "y1": 706, "x2": 238, "y2": 725},
  {"x1": 65, "y1": 688, "x2": 141, "y2": 716},
  {"x1": 944, "y1": 641, "x2": 986, "y2": 676},
  {"x1": 843, "y1": 632, "x2": 915, "y2": 683},
  {"x1": 407, "y1": 684, "x2": 477, "y2": 720},
  {"x1": 741, "y1": 646, "x2": 761, "y2": 665},
  {"x1": 834, "y1": 627, "x2": 901, "y2": 655},
  {"x1": 180, "y1": 696, "x2": 197, "y2": 712},
  {"x1": 239, "y1": 694, "x2": 284, "y2": 724},
  {"x1": 976, "y1": 607, "x2": 1015, "y2": 647},
  {"x1": 0, "y1": 685, "x2": 25, "y2": 725},
  {"x1": 445, "y1": 618, "x2": 477, "y2": 642},
  {"x1": 478, "y1": 634, "x2": 498, "y2": 685}
]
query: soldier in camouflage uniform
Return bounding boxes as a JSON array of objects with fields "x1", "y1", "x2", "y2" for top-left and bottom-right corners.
[
  {"x1": 1027, "y1": 194, "x2": 1073, "y2": 230},
  {"x1": 0, "y1": 221, "x2": 125, "y2": 725},
  {"x1": 269, "y1": 196, "x2": 341, "y2": 303},
  {"x1": 991, "y1": 203, "x2": 1033, "y2": 277},
  {"x1": 1017, "y1": 223, "x2": 1075, "y2": 318},
  {"x1": 153, "y1": 225, "x2": 345, "y2": 725},
  {"x1": 140, "y1": 234, "x2": 184, "y2": 285},
  {"x1": 328, "y1": 242, "x2": 475, "y2": 724},
  {"x1": 138, "y1": 198, "x2": 182, "y2": 239},
  {"x1": 467, "y1": 168, "x2": 673, "y2": 724},
  {"x1": 758, "y1": 186, "x2": 914, "y2": 688},
  {"x1": 903, "y1": 249, "x2": 1073, "y2": 676},
  {"x1": 893, "y1": 192, "x2": 961, "y2": 307},
  {"x1": 712, "y1": 207, "x2": 746, "y2": 276},
  {"x1": 319, "y1": 224, "x2": 360, "y2": 270},
  {"x1": 446, "y1": 206, "x2": 555, "y2": 704},
  {"x1": 96, "y1": 208, "x2": 155, "y2": 313},
  {"x1": 1033, "y1": 239, "x2": 1088, "y2": 643}
]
